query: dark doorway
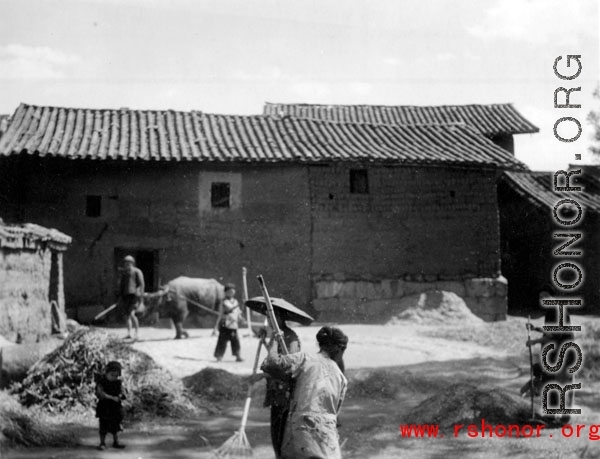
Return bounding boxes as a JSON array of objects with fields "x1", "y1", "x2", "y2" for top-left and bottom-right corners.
[{"x1": 114, "y1": 248, "x2": 159, "y2": 294}]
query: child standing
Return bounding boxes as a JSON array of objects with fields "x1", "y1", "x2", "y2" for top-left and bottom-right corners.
[
  {"x1": 96, "y1": 361, "x2": 126, "y2": 450},
  {"x1": 213, "y1": 283, "x2": 243, "y2": 362}
]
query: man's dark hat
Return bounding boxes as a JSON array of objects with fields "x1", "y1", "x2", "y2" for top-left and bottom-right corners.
[
  {"x1": 225, "y1": 283, "x2": 236, "y2": 291},
  {"x1": 316, "y1": 326, "x2": 348, "y2": 348}
]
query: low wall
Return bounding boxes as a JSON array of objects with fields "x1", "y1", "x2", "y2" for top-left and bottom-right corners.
[
  {"x1": 0, "y1": 248, "x2": 53, "y2": 343},
  {"x1": 312, "y1": 275, "x2": 508, "y2": 323}
]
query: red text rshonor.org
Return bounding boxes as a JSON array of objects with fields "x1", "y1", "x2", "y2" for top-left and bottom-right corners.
[{"x1": 399, "y1": 420, "x2": 600, "y2": 440}]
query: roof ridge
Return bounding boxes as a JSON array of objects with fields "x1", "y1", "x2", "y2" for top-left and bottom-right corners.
[
  {"x1": 0, "y1": 103, "x2": 528, "y2": 170},
  {"x1": 264, "y1": 101, "x2": 516, "y2": 109},
  {"x1": 18, "y1": 102, "x2": 206, "y2": 116},
  {"x1": 15, "y1": 104, "x2": 476, "y2": 130}
]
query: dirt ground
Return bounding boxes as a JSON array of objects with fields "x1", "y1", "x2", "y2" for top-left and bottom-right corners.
[{"x1": 5, "y1": 316, "x2": 600, "y2": 459}]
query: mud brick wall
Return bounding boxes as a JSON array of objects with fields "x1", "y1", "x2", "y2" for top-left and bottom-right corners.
[
  {"x1": 0, "y1": 248, "x2": 53, "y2": 342},
  {"x1": 309, "y1": 164, "x2": 506, "y2": 321},
  {"x1": 310, "y1": 164, "x2": 501, "y2": 278},
  {"x1": 1, "y1": 157, "x2": 508, "y2": 322},
  {"x1": 3, "y1": 158, "x2": 312, "y2": 314}
]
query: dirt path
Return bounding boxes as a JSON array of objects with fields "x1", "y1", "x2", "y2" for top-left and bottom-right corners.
[
  {"x1": 5, "y1": 316, "x2": 600, "y2": 459},
  {"x1": 129, "y1": 321, "x2": 520, "y2": 379}
]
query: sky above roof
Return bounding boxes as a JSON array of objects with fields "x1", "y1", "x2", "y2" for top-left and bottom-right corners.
[{"x1": 0, "y1": 0, "x2": 597, "y2": 170}]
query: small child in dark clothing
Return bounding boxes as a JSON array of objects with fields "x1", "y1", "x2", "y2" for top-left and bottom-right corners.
[{"x1": 96, "y1": 361, "x2": 126, "y2": 450}]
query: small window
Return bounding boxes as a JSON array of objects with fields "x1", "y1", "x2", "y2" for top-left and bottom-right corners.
[
  {"x1": 86, "y1": 195, "x2": 102, "y2": 217},
  {"x1": 350, "y1": 169, "x2": 369, "y2": 194},
  {"x1": 211, "y1": 182, "x2": 231, "y2": 208}
]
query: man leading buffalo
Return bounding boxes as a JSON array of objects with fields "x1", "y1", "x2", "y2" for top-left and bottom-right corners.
[{"x1": 117, "y1": 255, "x2": 145, "y2": 341}]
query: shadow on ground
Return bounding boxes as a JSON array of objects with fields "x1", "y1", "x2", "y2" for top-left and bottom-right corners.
[{"x1": 6, "y1": 355, "x2": 600, "y2": 459}]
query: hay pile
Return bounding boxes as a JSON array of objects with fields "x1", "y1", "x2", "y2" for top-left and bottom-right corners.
[
  {"x1": 0, "y1": 391, "x2": 76, "y2": 447},
  {"x1": 388, "y1": 291, "x2": 483, "y2": 325},
  {"x1": 347, "y1": 369, "x2": 445, "y2": 400},
  {"x1": 406, "y1": 383, "x2": 530, "y2": 429},
  {"x1": 183, "y1": 368, "x2": 247, "y2": 401},
  {"x1": 11, "y1": 327, "x2": 195, "y2": 419}
]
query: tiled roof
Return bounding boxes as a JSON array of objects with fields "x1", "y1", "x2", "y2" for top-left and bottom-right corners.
[
  {"x1": 0, "y1": 221, "x2": 71, "y2": 251},
  {"x1": 501, "y1": 171, "x2": 600, "y2": 214},
  {"x1": 263, "y1": 102, "x2": 539, "y2": 137},
  {"x1": 0, "y1": 103, "x2": 526, "y2": 169}
]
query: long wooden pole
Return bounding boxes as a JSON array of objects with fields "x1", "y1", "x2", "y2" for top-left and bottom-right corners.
[
  {"x1": 257, "y1": 275, "x2": 288, "y2": 355},
  {"x1": 242, "y1": 267, "x2": 252, "y2": 336},
  {"x1": 93, "y1": 303, "x2": 117, "y2": 321}
]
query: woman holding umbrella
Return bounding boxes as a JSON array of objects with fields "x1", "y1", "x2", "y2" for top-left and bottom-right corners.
[
  {"x1": 257, "y1": 309, "x2": 302, "y2": 458},
  {"x1": 246, "y1": 297, "x2": 312, "y2": 459},
  {"x1": 260, "y1": 326, "x2": 348, "y2": 459}
]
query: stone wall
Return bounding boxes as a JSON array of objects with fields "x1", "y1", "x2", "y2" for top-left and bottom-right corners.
[{"x1": 313, "y1": 275, "x2": 508, "y2": 322}]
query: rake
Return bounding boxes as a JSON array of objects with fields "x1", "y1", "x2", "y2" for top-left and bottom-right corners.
[{"x1": 213, "y1": 336, "x2": 266, "y2": 458}]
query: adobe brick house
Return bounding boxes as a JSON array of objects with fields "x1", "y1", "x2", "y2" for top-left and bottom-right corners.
[
  {"x1": 498, "y1": 168, "x2": 600, "y2": 316},
  {"x1": 0, "y1": 103, "x2": 528, "y2": 322},
  {"x1": 263, "y1": 102, "x2": 539, "y2": 154},
  {"x1": 0, "y1": 221, "x2": 71, "y2": 342}
]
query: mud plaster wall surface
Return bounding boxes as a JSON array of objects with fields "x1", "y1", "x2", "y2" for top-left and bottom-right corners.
[
  {"x1": 2, "y1": 158, "x2": 507, "y2": 322},
  {"x1": 0, "y1": 248, "x2": 53, "y2": 342},
  {"x1": 310, "y1": 165, "x2": 507, "y2": 322},
  {"x1": 5, "y1": 159, "x2": 312, "y2": 312},
  {"x1": 310, "y1": 165, "x2": 502, "y2": 280}
]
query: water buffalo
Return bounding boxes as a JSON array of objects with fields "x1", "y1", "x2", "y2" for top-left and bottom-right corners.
[{"x1": 144, "y1": 277, "x2": 225, "y2": 339}]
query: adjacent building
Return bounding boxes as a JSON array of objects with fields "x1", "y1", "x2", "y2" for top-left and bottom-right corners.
[
  {"x1": 0, "y1": 220, "x2": 71, "y2": 342},
  {"x1": 498, "y1": 167, "x2": 600, "y2": 315},
  {"x1": 263, "y1": 102, "x2": 539, "y2": 154}
]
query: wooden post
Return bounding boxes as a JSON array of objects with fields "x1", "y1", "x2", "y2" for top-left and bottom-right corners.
[{"x1": 242, "y1": 267, "x2": 252, "y2": 336}]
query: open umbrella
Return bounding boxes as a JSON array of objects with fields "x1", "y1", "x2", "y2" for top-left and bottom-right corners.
[{"x1": 245, "y1": 296, "x2": 315, "y2": 326}]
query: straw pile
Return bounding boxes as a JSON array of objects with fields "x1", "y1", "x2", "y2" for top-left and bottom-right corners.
[
  {"x1": 183, "y1": 368, "x2": 248, "y2": 401},
  {"x1": 0, "y1": 391, "x2": 76, "y2": 447},
  {"x1": 11, "y1": 327, "x2": 195, "y2": 419},
  {"x1": 406, "y1": 383, "x2": 530, "y2": 429},
  {"x1": 347, "y1": 369, "x2": 445, "y2": 400},
  {"x1": 387, "y1": 291, "x2": 483, "y2": 325}
]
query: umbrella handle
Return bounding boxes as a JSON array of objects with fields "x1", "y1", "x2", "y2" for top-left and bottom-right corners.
[{"x1": 257, "y1": 275, "x2": 289, "y2": 355}]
